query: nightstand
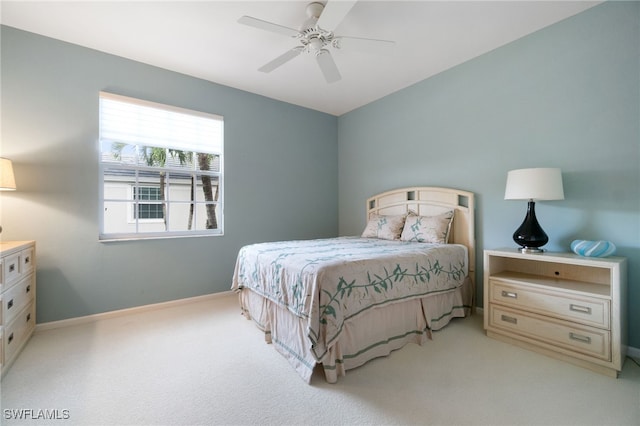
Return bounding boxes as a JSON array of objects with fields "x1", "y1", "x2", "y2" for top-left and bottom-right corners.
[{"x1": 483, "y1": 248, "x2": 627, "y2": 377}]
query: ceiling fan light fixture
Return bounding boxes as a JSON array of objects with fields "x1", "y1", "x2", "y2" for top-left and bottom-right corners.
[{"x1": 308, "y1": 37, "x2": 323, "y2": 51}]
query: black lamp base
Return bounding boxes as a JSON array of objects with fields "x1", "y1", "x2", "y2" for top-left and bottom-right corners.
[{"x1": 513, "y1": 200, "x2": 549, "y2": 253}]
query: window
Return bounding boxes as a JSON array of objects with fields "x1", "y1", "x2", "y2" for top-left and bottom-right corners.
[
  {"x1": 133, "y1": 186, "x2": 164, "y2": 220},
  {"x1": 99, "y1": 92, "x2": 223, "y2": 240}
]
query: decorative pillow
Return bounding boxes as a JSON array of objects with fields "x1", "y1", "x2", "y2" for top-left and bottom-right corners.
[
  {"x1": 361, "y1": 214, "x2": 406, "y2": 240},
  {"x1": 400, "y1": 210, "x2": 454, "y2": 244}
]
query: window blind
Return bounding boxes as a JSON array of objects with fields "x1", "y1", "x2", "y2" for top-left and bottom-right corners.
[{"x1": 99, "y1": 92, "x2": 223, "y2": 154}]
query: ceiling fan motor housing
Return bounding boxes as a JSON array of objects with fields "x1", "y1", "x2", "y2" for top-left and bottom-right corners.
[
  {"x1": 306, "y1": 3, "x2": 325, "y2": 20},
  {"x1": 299, "y1": 2, "x2": 334, "y2": 53},
  {"x1": 300, "y1": 27, "x2": 334, "y2": 53}
]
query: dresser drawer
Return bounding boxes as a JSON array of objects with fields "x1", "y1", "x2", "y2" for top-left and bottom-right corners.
[
  {"x1": 489, "y1": 279, "x2": 610, "y2": 329},
  {"x1": 20, "y1": 248, "x2": 35, "y2": 275},
  {"x1": 0, "y1": 241, "x2": 36, "y2": 376},
  {"x1": 2, "y1": 253, "x2": 22, "y2": 290},
  {"x1": 3, "y1": 302, "x2": 36, "y2": 365},
  {"x1": 1, "y1": 273, "x2": 35, "y2": 326},
  {"x1": 489, "y1": 305, "x2": 610, "y2": 361}
]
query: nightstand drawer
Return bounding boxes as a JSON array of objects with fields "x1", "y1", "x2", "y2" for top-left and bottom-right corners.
[
  {"x1": 489, "y1": 305, "x2": 611, "y2": 361},
  {"x1": 489, "y1": 279, "x2": 610, "y2": 329}
]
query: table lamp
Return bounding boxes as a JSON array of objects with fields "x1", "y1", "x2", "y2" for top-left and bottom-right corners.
[
  {"x1": 0, "y1": 158, "x2": 16, "y2": 191},
  {"x1": 504, "y1": 168, "x2": 564, "y2": 253},
  {"x1": 0, "y1": 157, "x2": 17, "y2": 234}
]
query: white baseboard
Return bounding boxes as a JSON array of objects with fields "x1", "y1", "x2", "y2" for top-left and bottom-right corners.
[
  {"x1": 627, "y1": 346, "x2": 640, "y2": 360},
  {"x1": 35, "y1": 291, "x2": 235, "y2": 332}
]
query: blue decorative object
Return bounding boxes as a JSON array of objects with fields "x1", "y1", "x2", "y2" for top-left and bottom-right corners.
[{"x1": 571, "y1": 240, "x2": 616, "y2": 258}]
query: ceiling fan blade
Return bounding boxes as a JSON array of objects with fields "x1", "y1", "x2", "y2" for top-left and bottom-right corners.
[
  {"x1": 258, "y1": 47, "x2": 304, "y2": 73},
  {"x1": 335, "y1": 36, "x2": 395, "y2": 55},
  {"x1": 238, "y1": 16, "x2": 300, "y2": 37},
  {"x1": 316, "y1": 0, "x2": 358, "y2": 31},
  {"x1": 316, "y1": 50, "x2": 341, "y2": 83}
]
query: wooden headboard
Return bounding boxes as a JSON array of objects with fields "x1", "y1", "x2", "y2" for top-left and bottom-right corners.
[{"x1": 366, "y1": 187, "x2": 476, "y2": 282}]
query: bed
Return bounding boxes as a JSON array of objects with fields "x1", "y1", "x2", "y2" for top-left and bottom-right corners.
[{"x1": 231, "y1": 187, "x2": 475, "y2": 383}]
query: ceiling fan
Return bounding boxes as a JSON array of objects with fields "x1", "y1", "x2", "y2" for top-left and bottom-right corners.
[{"x1": 238, "y1": 1, "x2": 395, "y2": 83}]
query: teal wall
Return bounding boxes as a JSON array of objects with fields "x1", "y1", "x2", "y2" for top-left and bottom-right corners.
[
  {"x1": 338, "y1": 2, "x2": 640, "y2": 347},
  {"x1": 0, "y1": 26, "x2": 338, "y2": 323}
]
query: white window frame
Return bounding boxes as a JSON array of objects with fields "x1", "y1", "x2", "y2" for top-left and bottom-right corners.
[
  {"x1": 128, "y1": 185, "x2": 165, "y2": 224},
  {"x1": 99, "y1": 92, "x2": 224, "y2": 241}
]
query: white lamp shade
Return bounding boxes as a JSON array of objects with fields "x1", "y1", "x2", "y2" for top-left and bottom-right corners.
[
  {"x1": 0, "y1": 158, "x2": 17, "y2": 191},
  {"x1": 504, "y1": 168, "x2": 564, "y2": 201}
]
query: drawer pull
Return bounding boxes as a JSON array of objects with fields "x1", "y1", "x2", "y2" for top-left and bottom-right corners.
[
  {"x1": 7, "y1": 332, "x2": 14, "y2": 344},
  {"x1": 25, "y1": 256, "x2": 30, "y2": 264},
  {"x1": 7, "y1": 298, "x2": 13, "y2": 310},
  {"x1": 26, "y1": 284, "x2": 31, "y2": 293},
  {"x1": 569, "y1": 304, "x2": 592, "y2": 315},
  {"x1": 501, "y1": 314, "x2": 518, "y2": 324},
  {"x1": 501, "y1": 291, "x2": 518, "y2": 299},
  {"x1": 569, "y1": 332, "x2": 591, "y2": 344},
  {"x1": 26, "y1": 313, "x2": 31, "y2": 322},
  {"x1": 9, "y1": 263, "x2": 15, "y2": 273}
]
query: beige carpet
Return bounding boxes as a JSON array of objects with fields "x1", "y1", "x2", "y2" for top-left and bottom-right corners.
[{"x1": 1, "y1": 293, "x2": 638, "y2": 425}]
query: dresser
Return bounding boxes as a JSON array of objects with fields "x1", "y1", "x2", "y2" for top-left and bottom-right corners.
[
  {"x1": 483, "y1": 248, "x2": 627, "y2": 377},
  {"x1": 0, "y1": 241, "x2": 36, "y2": 377}
]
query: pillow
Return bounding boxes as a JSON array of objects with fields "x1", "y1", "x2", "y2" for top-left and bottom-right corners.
[
  {"x1": 361, "y1": 214, "x2": 406, "y2": 240},
  {"x1": 400, "y1": 210, "x2": 454, "y2": 244}
]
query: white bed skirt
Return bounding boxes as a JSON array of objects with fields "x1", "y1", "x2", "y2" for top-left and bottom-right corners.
[{"x1": 238, "y1": 276, "x2": 473, "y2": 383}]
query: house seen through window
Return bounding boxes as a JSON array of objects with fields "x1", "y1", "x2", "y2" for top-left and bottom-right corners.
[{"x1": 99, "y1": 92, "x2": 224, "y2": 240}]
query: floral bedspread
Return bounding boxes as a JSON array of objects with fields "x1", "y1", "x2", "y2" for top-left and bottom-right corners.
[{"x1": 231, "y1": 237, "x2": 468, "y2": 361}]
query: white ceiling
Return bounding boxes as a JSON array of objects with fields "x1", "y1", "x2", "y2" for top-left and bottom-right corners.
[{"x1": 0, "y1": 1, "x2": 601, "y2": 116}]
